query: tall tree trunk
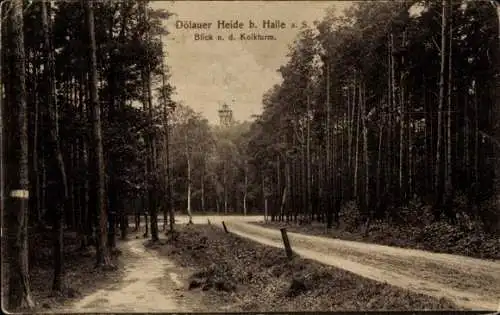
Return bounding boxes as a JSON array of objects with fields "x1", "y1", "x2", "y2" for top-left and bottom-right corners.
[
  {"x1": 376, "y1": 122, "x2": 384, "y2": 212},
  {"x1": 354, "y1": 81, "x2": 361, "y2": 198},
  {"x1": 243, "y1": 160, "x2": 247, "y2": 215},
  {"x1": 142, "y1": 159, "x2": 149, "y2": 238},
  {"x1": 362, "y1": 82, "x2": 369, "y2": 216},
  {"x1": 434, "y1": 0, "x2": 448, "y2": 217},
  {"x1": 41, "y1": 0, "x2": 69, "y2": 291},
  {"x1": 186, "y1": 135, "x2": 193, "y2": 224},
  {"x1": 390, "y1": 33, "x2": 397, "y2": 207},
  {"x1": 5, "y1": 0, "x2": 35, "y2": 309},
  {"x1": 0, "y1": 0, "x2": 6, "y2": 236},
  {"x1": 223, "y1": 161, "x2": 227, "y2": 214},
  {"x1": 445, "y1": 1, "x2": 453, "y2": 205},
  {"x1": 473, "y1": 82, "x2": 479, "y2": 218},
  {"x1": 276, "y1": 155, "x2": 280, "y2": 221},
  {"x1": 147, "y1": 90, "x2": 158, "y2": 240},
  {"x1": 334, "y1": 112, "x2": 340, "y2": 227},
  {"x1": 306, "y1": 96, "x2": 312, "y2": 220},
  {"x1": 280, "y1": 158, "x2": 289, "y2": 219},
  {"x1": 424, "y1": 77, "x2": 432, "y2": 195},
  {"x1": 463, "y1": 92, "x2": 470, "y2": 194},
  {"x1": 159, "y1": 39, "x2": 174, "y2": 234},
  {"x1": 27, "y1": 50, "x2": 40, "y2": 226},
  {"x1": 489, "y1": 0, "x2": 500, "y2": 233},
  {"x1": 399, "y1": 34, "x2": 406, "y2": 205},
  {"x1": 84, "y1": 0, "x2": 112, "y2": 268},
  {"x1": 262, "y1": 175, "x2": 268, "y2": 222},
  {"x1": 347, "y1": 85, "x2": 353, "y2": 171},
  {"x1": 325, "y1": 62, "x2": 333, "y2": 229},
  {"x1": 34, "y1": 56, "x2": 41, "y2": 225},
  {"x1": 386, "y1": 35, "x2": 393, "y2": 204},
  {"x1": 201, "y1": 164, "x2": 205, "y2": 212},
  {"x1": 300, "y1": 129, "x2": 306, "y2": 220},
  {"x1": 79, "y1": 70, "x2": 91, "y2": 247},
  {"x1": 107, "y1": 57, "x2": 118, "y2": 248},
  {"x1": 445, "y1": 4, "x2": 453, "y2": 202}
]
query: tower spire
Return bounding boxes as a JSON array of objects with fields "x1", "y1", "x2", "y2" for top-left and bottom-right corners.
[{"x1": 218, "y1": 101, "x2": 233, "y2": 128}]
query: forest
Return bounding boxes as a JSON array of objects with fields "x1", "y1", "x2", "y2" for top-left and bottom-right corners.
[
  {"x1": 1, "y1": 0, "x2": 499, "y2": 311},
  {"x1": 247, "y1": 0, "x2": 500, "y2": 231}
]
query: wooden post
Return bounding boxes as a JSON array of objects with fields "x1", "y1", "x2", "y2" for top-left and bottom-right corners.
[
  {"x1": 264, "y1": 198, "x2": 268, "y2": 223},
  {"x1": 222, "y1": 221, "x2": 229, "y2": 233},
  {"x1": 280, "y1": 228, "x2": 293, "y2": 259}
]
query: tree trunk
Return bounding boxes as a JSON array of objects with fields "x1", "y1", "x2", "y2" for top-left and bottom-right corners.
[
  {"x1": 186, "y1": 142, "x2": 193, "y2": 224},
  {"x1": 489, "y1": 0, "x2": 500, "y2": 233},
  {"x1": 0, "y1": 0, "x2": 5, "y2": 234},
  {"x1": 390, "y1": 33, "x2": 397, "y2": 207},
  {"x1": 306, "y1": 96, "x2": 312, "y2": 221},
  {"x1": 147, "y1": 90, "x2": 158, "y2": 240},
  {"x1": 353, "y1": 81, "x2": 361, "y2": 198},
  {"x1": 107, "y1": 44, "x2": 118, "y2": 248},
  {"x1": 386, "y1": 34, "x2": 393, "y2": 204},
  {"x1": 41, "y1": 0, "x2": 69, "y2": 291},
  {"x1": 325, "y1": 63, "x2": 333, "y2": 228},
  {"x1": 28, "y1": 50, "x2": 41, "y2": 226},
  {"x1": 223, "y1": 162, "x2": 228, "y2": 215},
  {"x1": 408, "y1": 121, "x2": 414, "y2": 199},
  {"x1": 399, "y1": 34, "x2": 406, "y2": 205},
  {"x1": 276, "y1": 155, "x2": 280, "y2": 221},
  {"x1": 376, "y1": 123, "x2": 384, "y2": 211},
  {"x1": 445, "y1": 4, "x2": 453, "y2": 201},
  {"x1": 347, "y1": 85, "x2": 353, "y2": 170},
  {"x1": 434, "y1": 0, "x2": 448, "y2": 217},
  {"x1": 362, "y1": 82, "x2": 369, "y2": 216},
  {"x1": 280, "y1": 157, "x2": 288, "y2": 220},
  {"x1": 5, "y1": 0, "x2": 35, "y2": 309},
  {"x1": 84, "y1": 0, "x2": 112, "y2": 268},
  {"x1": 159, "y1": 47, "x2": 174, "y2": 234},
  {"x1": 262, "y1": 175, "x2": 267, "y2": 221},
  {"x1": 243, "y1": 161, "x2": 247, "y2": 215},
  {"x1": 78, "y1": 70, "x2": 91, "y2": 247}
]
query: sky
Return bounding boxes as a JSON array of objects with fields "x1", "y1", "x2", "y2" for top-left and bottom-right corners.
[{"x1": 151, "y1": 1, "x2": 353, "y2": 125}]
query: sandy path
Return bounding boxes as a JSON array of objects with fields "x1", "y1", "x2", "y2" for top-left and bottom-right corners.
[
  {"x1": 66, "y1": 238, "x2": 193, "y2": 313},
  {"x1": 187, "y1": 216, "x2": 499, "y2": 311}
]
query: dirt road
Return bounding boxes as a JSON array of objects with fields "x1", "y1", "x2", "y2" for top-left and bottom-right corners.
[
  {"x1": 65, "y1": 236, "x2": 199, "y2": 313},
  {"x1": 178, "y1": 215, "x2": 499, "y2": 311}
]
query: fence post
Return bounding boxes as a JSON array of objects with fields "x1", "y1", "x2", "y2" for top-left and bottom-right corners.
[
  {"x1": 280, "y1": 228, "x2": 293, "y2": 259},
  {"x1": 222, "y1": 221, "x2": 229, "y2": 233}
]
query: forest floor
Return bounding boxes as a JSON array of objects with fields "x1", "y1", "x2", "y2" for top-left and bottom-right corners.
[
  {"x1": 2, "y1": 228, "x2": 123, "y2": 313},
  {"x1": 148, "y1": 224, "x2": 459, "y2": 312},
  {"x1": 3, "y1": 217, "x2": 498, "y2": 312},
  {"x1": 2, "y1": 227, "x2": 207, "y2": 313},
  {"x1": 252, "y1": 219, "x2": 499, "y2": 260}
]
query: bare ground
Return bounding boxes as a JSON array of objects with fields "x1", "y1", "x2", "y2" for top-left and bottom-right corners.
[
  {"x1": 149, "y1": 224, "x2": 459, "y2": 312},
  {"x1": 63, "y1": 234, "x2": 205, "y2": 313},
  {"x1": 252, "y1": 220, "x2": 499, "y2": 259},
  {"x1": 220, "y1": 219, "x2": 500, "y2": 311}
]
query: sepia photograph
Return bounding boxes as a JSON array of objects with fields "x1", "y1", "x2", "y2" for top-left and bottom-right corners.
[{"x1": 0, "y1": 0, "x2": 499, "y2": 313}]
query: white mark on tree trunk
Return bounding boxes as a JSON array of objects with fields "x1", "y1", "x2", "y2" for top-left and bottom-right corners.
[{"x1": 10, "y1": 189, "x2": 29, "y2": 199}]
